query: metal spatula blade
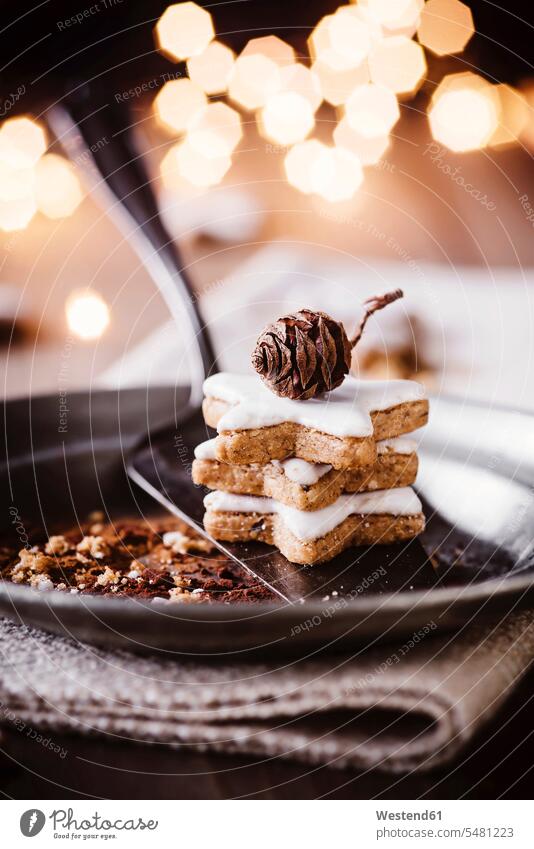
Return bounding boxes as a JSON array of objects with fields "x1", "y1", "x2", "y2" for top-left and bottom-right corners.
[{"x1": 127, "y1": 412, "x2": 435, "y2": 604}]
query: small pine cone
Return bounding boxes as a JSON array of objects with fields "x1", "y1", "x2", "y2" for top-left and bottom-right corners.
[{"x1": 251, "y1": 310, "x2": 352, "y2": 400}]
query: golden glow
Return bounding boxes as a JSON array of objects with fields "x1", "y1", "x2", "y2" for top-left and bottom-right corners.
[
  {"x1": 0, "y1": 196, "x2": 36, "y2": 231},
  {"x1": 345, "y1": 83, "x2": 400, "y2": 136},
  {"x1": 35, "y1": 154, "x2": 83, "y2": 219},
  {"x1": 241, "y1": 35, "x2": 295, "y2": 67},
  {"x1": 428, "y1": 73, "x2": 499, "y2": 152},
  {"x1": 186, "y1": 41, "x2": 235, "y2": 95},
  {"x1": 155, "y1": 2, "x2": 214, "y2": 62},
  {"x1": 228, "y1": 54, "x2": 281, "y2": 111},
  {"x1": 66, "y1": 290, "x2": 110, "y2": 340},
  {"x1": 489, "y1": 85, "x2": 528, "y2": 148},
  {"x1": 417, "y1": 0, "x2": 474, "y2": 57},
  {"x1": 284, "y1": 140, "x2": 363, "y2": 201},
  {"x1": 279, "y1": 64, "x2": 322, "y2": 112},
  {"x1": 0, "y1": 160, "x2": 34, "y2": 201},
  {"x1": 176, "y1": 138, "x2": 231, "y2": 186},
  {"x1": 369, "y1": 35, "x2": 427, "y2": 95},
  {"x1": 334, "y1": 117, "x2": 390, "y2": 164},
  {"x1": 0, "y1": 117, "x2": 46, "y2": 169},
  {"x1": 259, "y1": 92, "x2": 315, "y2": 145},
  {"x1": 361, "y1": 0, "x2": 423, "y2": 36},
  {"x1": 187, "y1": 102, "x2": 242, "y2": 158},
  {"x1": 312, "y1": 56, "x2": 370, "y2": 106},
  {"x1": 154, "y1": 79, "x2": 207, "y2": 134}
]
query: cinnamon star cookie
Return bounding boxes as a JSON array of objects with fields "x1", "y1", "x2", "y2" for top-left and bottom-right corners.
[
  {"x1": 193, "y1": 436, "x2": 418, "y2": 510},
  {"x1": 202, "y1": 372, "x2": 428, "y2": 469}
]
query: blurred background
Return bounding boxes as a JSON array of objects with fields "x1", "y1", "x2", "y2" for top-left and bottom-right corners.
[{"x1": 0, "y1": 0, "x2": 533, "y2": 408}]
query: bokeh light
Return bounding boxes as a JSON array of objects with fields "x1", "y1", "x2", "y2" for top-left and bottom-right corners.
[
  {"x1": 369, "y1": 35, "x2": 427, "y2": 95},
  {"x1": 228, "y1": 54, "x2": 281, "y2": 111},
  {"x1": 519, "y1": 83, "x2": 534, "y2": 149},
  {"x1": 66, "y1": 290, "x2": 110, "y2": 340},
  {"x1": 160, "y1": 145, "x2": 184, "y2": 191},
  {"x1": 0, "y1": 196, "x2": 36, "y2": 232},
  {"x1": 176, "y1": 138, "x2": 232, "y2": 187},
  {"x1": 344, "y1": 83, "x2": 400, "y2": 137},
  {"x1": 241, "y1": 35, "x2": 295, "y2": 67},
  {"x1": 154, "y1": 79, "x2": 207, "y2": 134},
  {"x1": 488, "y1": 85, "x2": 528, "y2": 149},
  {"x1": 361, "y1": 0, "x2": 423, "y2": 37},
  {"x1": 312, "y1": 56, "x2": 370, "y2": 106},
  {"x1": 0, "y1": 160, "x2": 34, "y2": 202},
  {"x1": 312, "y1": 145, "x2": 364, "y2": 202},
  {"x1": 0, "y1": 117, "x2": 46, "y2": 169},
  {"x1": 186, "y1": 41, "x2": 235, "y2": 95},
  {"x1": 279, "y1": 64, "x2": 323, "y2": 112},
  {"x1": 428, "y1": 73, "x2": 499, "y2": 152},
  {"x1": 284, "y1": 140, "x2": 327, "y2": 194},
  {"x1": 328, "y1": 5, "x2": 382, "y2": 69},
  {"x1": 309, "y1": 15, "x2": 333, "y2": 60},
  {"x1": 309, "y1": 8, "x2": 378, "y2": 72},
  {"x1": 155, "y1": 2, "x2": 214, "y2": 62},
  {"x1": 187, "y1": 102, "x2": 242, "y2": 158},
  {"x1": 259, "y1": 92, "x2": 315, "y2": 145},
  {"x1": 334, "y1": 117, "x2": 390, "y2": 164},
  {"x1": 417, "y1": 0, "x2": 475, "y2": 57},
  {"x1": 284, "y1": 140, "x2": 363, "y2": 201},
  {"x1": 35, "y1": 154, "x2": 83, "y2": 219}
]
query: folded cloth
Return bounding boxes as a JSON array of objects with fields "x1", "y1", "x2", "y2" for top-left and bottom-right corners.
[{"x1": 0, "y1": 612, "x2": 533, "y2": 774}]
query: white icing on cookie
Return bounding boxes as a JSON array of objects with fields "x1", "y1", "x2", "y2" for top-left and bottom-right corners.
[
  {"x1": 377, "y1": 436, "x2": 417, "y2": 455},
  {"x1": 272, "y1": 457, "x2": 332, "y2": 485},
  {"x1": 204, "y1": 487, "x2": 422, "y2": 542},
  {"x1": 194, "y1": 439, "x2": 217, "y2": 460},
  {"x1": 203, "y1": 372, "x2": 426, "y2": 438}
]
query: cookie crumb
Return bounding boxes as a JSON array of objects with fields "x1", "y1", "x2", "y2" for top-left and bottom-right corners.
[
  {"x1": 76, "y1": 535, "x2": 110, "y2": 561},
  {"x1": 168, "y1": 587, "x2": 204, "y2": 604},
  {"x1": 30, "y1": 574, "x2": 54, "y2": 592},
  {"x1": 45, "y1": 535, "x2": 70, "y2": 555},
  {"x1": 162, "y1": 530, "x2": 215, "y2": 555},
  {"x1": 88, "y1": 510, "x2": 105, "y2": 522},
  {"x1": 1, "y1": 515, "x2": 277, "y2": 605},
  {"x1": 96, "y1": 566, "x2": 121, "y2": 587}
]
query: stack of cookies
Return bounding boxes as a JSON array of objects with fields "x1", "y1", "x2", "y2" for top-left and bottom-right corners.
[{"x1": 192, "y1": 371, "x2": 429, "y2": 565}]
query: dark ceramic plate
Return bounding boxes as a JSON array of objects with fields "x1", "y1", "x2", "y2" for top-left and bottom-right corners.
[{"x1": 1, "y1": 387, "x2": 533, "y2": 657}]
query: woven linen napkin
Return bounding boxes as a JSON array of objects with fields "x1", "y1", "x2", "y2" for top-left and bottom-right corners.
[{"x1": 1, "y1": 612, "x2": 533, "y2": 774}]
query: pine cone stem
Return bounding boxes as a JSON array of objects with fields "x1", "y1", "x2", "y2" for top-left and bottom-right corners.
[{"x1": 349, "y1": 288, "x2": 404, "y2": 348}]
